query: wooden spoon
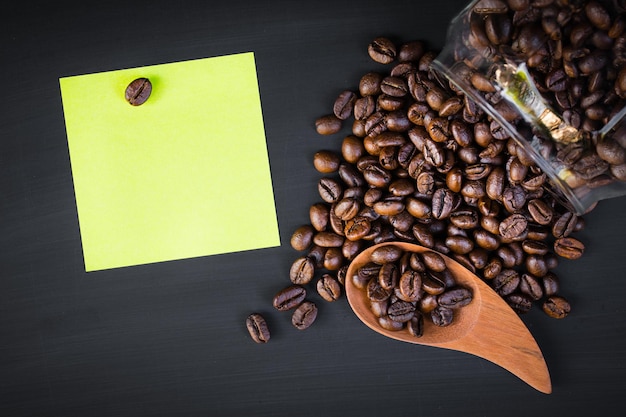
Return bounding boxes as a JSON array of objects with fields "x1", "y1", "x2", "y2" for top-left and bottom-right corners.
[{"x1": 345, "y1": 241, "x2": 552, "y2": 394}]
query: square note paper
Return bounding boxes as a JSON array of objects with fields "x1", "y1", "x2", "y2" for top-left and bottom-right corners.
[{"x1": 60, "y1": 52, "x2": 280, "y2": 271}]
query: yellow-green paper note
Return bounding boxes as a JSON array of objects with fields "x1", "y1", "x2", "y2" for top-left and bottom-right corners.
[{"x1": 60, "y1": 52, "x2": 280, "y2": 272}]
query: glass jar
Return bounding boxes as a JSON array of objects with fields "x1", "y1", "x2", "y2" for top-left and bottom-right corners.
[{"x1": 432, "y1": 0, "x2": 626, "y2": 214}]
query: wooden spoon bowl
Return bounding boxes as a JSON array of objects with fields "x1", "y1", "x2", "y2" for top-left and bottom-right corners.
[{"x1": 345, "y1": 242, "x2": 552, "y2": 394}]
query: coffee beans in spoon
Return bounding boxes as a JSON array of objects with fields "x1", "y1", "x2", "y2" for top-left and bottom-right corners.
[{"x1": 355, "y1": 246, "x2": 473, "y2": 335}]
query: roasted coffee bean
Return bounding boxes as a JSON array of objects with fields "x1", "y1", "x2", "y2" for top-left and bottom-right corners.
[
  {"x1": 542, "y1": 295, "x2": 571, "y2": 319},
  {"x1": 497, "y1": 245, "x2": 517, "y2": 268},
  {"x1": 289, "y1": 256, "x2": 315, "y2": 285},
  {"x1": 290, "y1": 225, "x2": 315, "y2": 251},
  {"x1": 309, "y1": 202, "x2": 330, "y2": 232},
  {"x1": 545, "y1": 68, "x2": 568, "y2": 92},
  {"x1": 461, "y1": 180, "x2": 486, "y2": 199},
  {"x1": 323, "y1": 247, "x2": 344, "y2": 270},
  {"x1": 388, "y1": 300, "x2": 416, "y2": 322},
  {"x1": 407, "y1": 312, "x2": 425, "y2": 337},
  {"x1": 378, "y1": 316, "x2": 404, "y2": 331},
  {"x1": 552, "y1": 211, "x2": 578, "y2": 238},
  {"x1": 474, "y1": 228, "x2": 500, "y2": 251},
  {"x1": 344, "y1": 216, "x2": 372, "y2": 241},
  {"x1": 438, "y1": 287, "x2": 472, "y2": 309},
  {"x1": 542, "y1": 272, "x2": 560, "y2": 296},
  {"x1": 313, "y1": 231, "x2": 344, "y2": 248},
  {"x1": 431, "y1": 188, "x2": 458, "y2": 219},
  {"x1": 483, "y1": 257, "x2": 502, "y2": 280},
  {"x1": 367, "y1": 278, "x2": 392, "y2": 302},
  {"x1": 307, "y1": 244, "x2": 326, "y2": 269},
  {"x1": 423, "y1": 138, "x2": 446, "y2": 167},
  {"x1": 378, "y1": 263, "x2": 399, "y2": 290},
  {"x1": 318, "y1": 177, "x2": 343, "y2": 203},
  {"x1": 498, "y1": 213, "x2": 528, "y2": 242},
  {"x1": 445, "y1": 235, "x2": 474, "y2": 254},
  {"x1": 339, "y1": 163, "x2": 366, "y2": 188},
  {"x1": 416, "y1": 171, "x2": 436, "y2": 194},
  {"x1": 317, "y1": 274, "x2": 342, "y2": 302},
  {"x1": 449, "y1": 209, "x2": 479, "y2": 229},
  {"x1": 313, "y1": 150, "x2": 341, "y2": 173},
  {"x1": 373, "y1": 199, "x2": 405, "y2": 216},
  {"x1": 527, "y1": 224, "x2": 550, "y2": 241},
  {"x1": 502, "y1": 185, "x2": 527, "y2": 213},
  {"x1": 354, "y1": 96, "x2": 376, "y2": 121},
  {"x1": 368, "y1": 37, "x2": 397, "y2": 64},
  {"x1": 427, "y1": 117, "x2": 451, "y2": 142},
  {"x1": 334, "y1": 198, "x2": 360, "y2": 221},
  {"x1": 246, "y1": 313, "x2": 270, "y2": 344},
  {"x1": 341, "y1": 135, "x2": 366, "y2": 163},
  {"x1": 125, "y1": 78, "x2": 152, "y2": 106},
  {"x1": 585, "y1": 1, "x2": 611, "y2": 31},
  {"x1": 397, "y1": 40, "x2": 425, "y2": 62},
  {"x1": 522, "y1": 239, "x2": 549, "y2": 256},
  {"x1": 354, "y1": 262, "x2": 381, "y2": 288},
  {"x1": 381, "y1": 76, "x2": 408, "y2": 97},
  {"x1": 342, "y1": 239, "x2": 363, "y2": 261},
  {"x1": 359, "y1": 72, "x2": 384, "y2": 96},
  {"x1": 440, "y1": 97, "x2": 465, "y2": 118},
  {"x1": 527, "y1": 198, "x2": 553, "y2": 225},
  {"x1": 329, "y1": 206, "x2": 346, "y2": 236},
  {"x1": 292, "y1": 301, "x2": 318, "y2": 330},
  {"x1": 493, "y1": 269, "x2": 520, "y2": 296},
  {"x1": 363, "y1": 164, "x2": 392, "y2": 188},
  {"x1": 370, "y1": 245, "x2": 404, "y2": 264},
  {"x1": 273, "y1": 285, "x2": 307, "y2": 311},
  {"x1": 370, "y1": 299, "x2": 389, "y2": 317},
  {"x1": 519, "y1": 273, "x2": 543, "y2": 301},
  {"x1": 315, "y1": 114, "x2": 342, "y2": 135},
  {"x1": 399, "y1": 270, "x2": 423, "y2": 302},
  {"x1": 480, "y1": 215, "x2": 500, "y2": 235},
  {"x1": 420, "y1": 251, "x2": 447, "y2": 272},
  {"x1": 554, "y1": 237, "x2": 585, "y2": 259},
  {"x1": 333, "y1": 90, "x2": 357, "y2": 120},
  {"x1": 431, "y1": 306, "x2": 454, "y2": 327},
  {"x1": 525, "y1": 254, "x2": 548, "y2": 277},
  {"x1": 596, "y1": 138, "x2": 625, "y2": 165},
  {"x1": 412, "y1": 223, "x2": 435, "y2": 247},
  {"x1": 486, "y1": 166, "x2": 506, "y2": 201},
  {"x1": 421, "y1": 272, "x2": 446, "y2": 295},
  {"x1": 506, "y1": 293, "x2": 533, "y2": 314}
]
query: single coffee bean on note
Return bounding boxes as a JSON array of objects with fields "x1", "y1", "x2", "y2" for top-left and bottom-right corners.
[{"x1": 125, "y1": 78, "x2": 152, "y2": 106}]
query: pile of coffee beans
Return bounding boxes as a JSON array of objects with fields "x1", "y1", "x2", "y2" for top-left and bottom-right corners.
[
  {"x1": 354, "y1": 245, "x2": 473, "y2": 335},
  {"x1": 245, "y1": 18, "x2": 616, "y2": 342},
  {"x1": 451, "y1": 0, "x2": 626, "y2": 192}
]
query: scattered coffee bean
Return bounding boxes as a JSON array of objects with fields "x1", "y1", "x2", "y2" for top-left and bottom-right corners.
[
  {"x1": 292, "y1": 301, "x2": 318, "y2": 330},
  {"x1": 246, "y1": 313, "x2": 270, "y2": 344},
  {"x1": 542, "y1": 295, "x2": 571, "y2": 319},
  {"x1": 354, "y1": 246, "x2": 473, "y2": 335},
  {"x1": 317, "y1": 274, "x2": 342, "y2": 302},
  {"x1": 273, "y1": 285, "x2": 306, "y2": 311}
]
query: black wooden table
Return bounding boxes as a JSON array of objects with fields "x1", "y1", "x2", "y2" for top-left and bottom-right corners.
[{"x1": 2, "y1": 1, "x2": 625, "y2": 415}]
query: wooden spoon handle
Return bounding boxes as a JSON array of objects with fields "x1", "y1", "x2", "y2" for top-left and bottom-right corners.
[{"x1": 439, "y1": 280, "x2": 552, "y2": 394}]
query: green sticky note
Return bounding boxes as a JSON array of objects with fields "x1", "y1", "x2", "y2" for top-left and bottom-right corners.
[{"x1": 60, "y1": 52, "x2": 280, "y2": 271}]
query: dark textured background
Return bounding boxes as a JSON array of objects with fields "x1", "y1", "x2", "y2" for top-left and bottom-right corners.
[{"x1": 1, "y1": 1, "x2": 625, "y2": 416}]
